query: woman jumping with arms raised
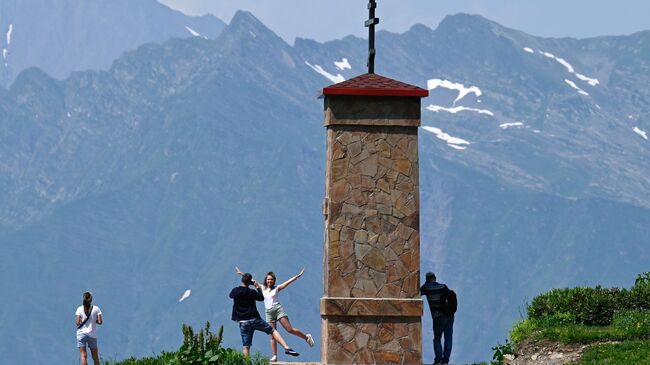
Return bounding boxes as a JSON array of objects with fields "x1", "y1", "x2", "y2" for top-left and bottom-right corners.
[{"x1": 236, "y1": 267, "x2": 314, "y2": 362}]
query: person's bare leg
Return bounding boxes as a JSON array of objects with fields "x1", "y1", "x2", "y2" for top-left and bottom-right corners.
[
  {"x1": 279, "y1": 317, "x2": 308, "y2": 340},
  {"x1": 242, "y1": 346, "x2": 250, "y2": 357},
  {"x1": 79, "y1": 347, "x2": 88, "y2": 365},
  {"x1": 270, "y1": 321, "x2": 278, "y2": 358},
  {"x1": 271, "y1": 329, "x2": 291, "y2": 350},
  {"x1": 90, "y1": 348, "x2": 100, "y2": 365}
]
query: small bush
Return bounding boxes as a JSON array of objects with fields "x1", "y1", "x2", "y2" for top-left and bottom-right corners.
[
  {"x1": 104, "y1": 352, "x2": 178, "y2": 365},
  {"x1": 177, "y1": 322, "x2": 267, "y2": 365},
  {"x1": 106, "y1": 322, "x2": 268, "y2": 365},
  {"x1": 510, "y1": 319, "x2": 540, "y2": 344},
  {"x1": 541, "y1": 312, "x2": 577, "y2": 327},
  {"x1": 528, "y1": 273, "x2": 650, "y2": 326},
  {"x1": 631, "y1": 272, "x2": 650, "y2": 311},
  {"x1": 613, "y1": 310, "x2": 650, "y2": 340},
  {"x1": 490, "y1": 340, "x2": 515, "y2": 365}
]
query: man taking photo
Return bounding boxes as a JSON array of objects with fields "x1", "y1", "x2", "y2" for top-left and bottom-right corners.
[{"x1": 229, "y1": 272, "x2": 299, "y2": 358}]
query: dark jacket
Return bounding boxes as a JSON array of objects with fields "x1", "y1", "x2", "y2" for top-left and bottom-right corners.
[
  {"x1": 229, "y1": 286, "x2": 264, "y2": 321},
  {"x1": 420, "y1": 281, "x2": 449, "y2": 318}
]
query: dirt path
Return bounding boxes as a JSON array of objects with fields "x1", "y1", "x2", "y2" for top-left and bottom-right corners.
[{"x1": 508, "y1": 340, "x2": 619, "y2": 365}]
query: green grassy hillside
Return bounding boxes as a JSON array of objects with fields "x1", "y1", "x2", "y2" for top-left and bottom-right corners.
[{"x1": 492, "y1": 273, "x2": 650, "y2": 365}]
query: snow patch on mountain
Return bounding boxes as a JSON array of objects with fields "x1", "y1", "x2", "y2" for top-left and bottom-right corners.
[
  {"x1": 634, "y1": 127, "x2": 648, "y2": 140},
  {"x1": 2, "y1": 48, "x2": 7, "y2": 60},
  {"x1": 523, "y1": 47, "x2": 534, "y2": 54},
  {"x1": 427, "y1": 79, "x2": 482, "y2": 104},
  {"x1": 565, "y1": 79, "x2": 589, "y2": 96},
  {"x1": 185, "y1": 26, "x2": 203, "y2": 38},
  {"x1": 555, "y1": 57, "x2": 575, "y2": 73},
  {"x1": 541, "y1": 51, "x2": 556, "y2": 59},
  {"x1": 422, "y1": 126, "x2": 470, "y2": 150},
  {"x1": 575, "y1": 73, "x2": 599, "y2": 86},
  {"x1": 427, "y1": 104, "x2": 494, "y2": 116},
  {"x1": 6, "y1": 24, "x2": 13, "y2": 45},
  {"x1": 249, "y1": 31, "x2": 257, "y2": 38},
  {"x1": 500, "y1": 122, "x2": 524, "y2": 129},
  {"x1": 334, "y1": 58, "x2": 351, "y2": 70},
  {"x1": 305, "y1": 61, "x2": 345, "y2": 83},
  {"x1": 536, "y1": 49, "x2": 600, "y2": 87}
]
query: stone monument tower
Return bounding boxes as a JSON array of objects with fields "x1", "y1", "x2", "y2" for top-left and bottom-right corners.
[
  {"x1": 319, "y1": 3, "x2": 428, "y2": 364},
  {"x1": 320, "y1": 73, "x2": 428, "y2": 365}
]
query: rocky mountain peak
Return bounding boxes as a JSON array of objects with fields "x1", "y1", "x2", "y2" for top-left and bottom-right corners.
[
  {"x1": 436, "y1": 13, "x2": 509, "y2": 38},
  {"x1": 219, "y1": 10, "x2": 288, "y2": 48}
]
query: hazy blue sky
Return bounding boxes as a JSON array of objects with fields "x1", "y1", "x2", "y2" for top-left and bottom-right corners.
[{"x1": 159, "y1": 0, "x2": 650, "y2": 43}]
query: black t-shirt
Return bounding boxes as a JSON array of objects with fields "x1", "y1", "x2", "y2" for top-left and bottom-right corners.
[{"x1": 229, "y1": 286, "x2": 264, "y2": 321}]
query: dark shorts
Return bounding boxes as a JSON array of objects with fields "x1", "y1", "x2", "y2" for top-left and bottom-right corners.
[{"x1": 239, "y1": 318, "x2": 273, "y2": 348}]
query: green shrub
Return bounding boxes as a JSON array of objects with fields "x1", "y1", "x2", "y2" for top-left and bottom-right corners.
[
  {"x1": 631, "y1": 272, "x2": 650, "y2": 311},
  {"x1": 527, "y1": 273, "x2": 650, "y2": 326},
  {"x1": 106, "y1": 322, "x2": 268, "y2": 365},
  {"x1": 541, "y1": 312, "x2": 577, "y2": 326},
  {"x1": 510, "y1": 319, "x2": 540, "y2": 344},
  {"x1": 177, "y1": 322, "x2": 266, "y2": 365},
  {"x1": 490, "y1": 340, "x2": 515, "y2": 365},
  {"x1": 104, "y1": 352, "x2": 178, "y2": 365},
  {"x1": 613, "y1": 310, "x2": 650, "y2": 339},
  {"x1": 177, "y1": 322, "x2": 223, "y2": 364}
]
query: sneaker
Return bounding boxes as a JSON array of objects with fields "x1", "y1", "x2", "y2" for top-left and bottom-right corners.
[
  {"x1": 306, "y1": 333, "x2": 315, "y2": 347},
  {"x1": 284, "y1": 348, "x2": 299, "y2": 357},
  {"x1": 269, "y1": 355, "x2": 277, "y2": 362}
]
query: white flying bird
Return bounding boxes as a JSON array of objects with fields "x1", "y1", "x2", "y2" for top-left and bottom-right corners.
[{"x1": 179, "y1": 289, "x2": 191, "y2": 302}]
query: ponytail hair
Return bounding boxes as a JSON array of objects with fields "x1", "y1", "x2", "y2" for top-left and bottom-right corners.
[{"x1": 83, "y1": 291, "x2": 93, "y2": 315}]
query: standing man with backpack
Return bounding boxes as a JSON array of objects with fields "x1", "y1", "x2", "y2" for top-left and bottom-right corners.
[{"x1": 420, "y1": 272, "x2": 457, "y2": 365}]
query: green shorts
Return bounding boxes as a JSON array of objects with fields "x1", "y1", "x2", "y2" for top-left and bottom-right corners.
[{"x1": 265, "y1": 304, "x2": 288, "y2": 323}]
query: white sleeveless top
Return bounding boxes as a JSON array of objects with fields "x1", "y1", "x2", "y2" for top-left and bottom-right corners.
[{"x1": 262, "y1": 286, "x2": 280, "y2": 309}]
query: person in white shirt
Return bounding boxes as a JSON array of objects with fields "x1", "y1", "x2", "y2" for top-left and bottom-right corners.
[
  {"x1": 236, "y1": 267, "x2": 314, "y2": 362},
  {"x1": 75, "y1": 292, "x2": 103, "y2": 365}
]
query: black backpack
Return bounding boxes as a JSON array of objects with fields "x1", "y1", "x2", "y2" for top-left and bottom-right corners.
[{"x1": 441, "y1": 288, "x2": 457, "y2": 316}]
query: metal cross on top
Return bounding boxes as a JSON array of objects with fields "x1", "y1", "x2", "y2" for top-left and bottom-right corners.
[{"x1": 365, "y1": 0, "x2": 379, "y2": 74}]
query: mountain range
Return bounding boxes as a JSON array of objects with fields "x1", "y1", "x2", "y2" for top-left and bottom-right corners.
[
  {"x1": 0, "y1": 6, "x2": 649, "y2": 365},
  {"x1": 0, "y1": 0, "x2": 225, "y2": 86}
]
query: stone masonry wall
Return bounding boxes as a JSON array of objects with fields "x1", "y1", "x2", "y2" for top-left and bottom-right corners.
[
  {"x1": 324, "y1": 125, "x2": 420, "y2": 298},
  {"x1": 321, "y1": 123, "x2": 421, "y2": 365}
]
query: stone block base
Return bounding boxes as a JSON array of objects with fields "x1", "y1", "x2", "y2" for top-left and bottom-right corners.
[{"x1": 320, "y1": 297, "x2": 422, "y2": 364}]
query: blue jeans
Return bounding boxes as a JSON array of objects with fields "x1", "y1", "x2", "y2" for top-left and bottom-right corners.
[
  {"x1": 432, "y1": 314, "x2": 454, "y2": 364},
  {"x1": 239, "y1": 318, "x2": 273, "y2": 348}
]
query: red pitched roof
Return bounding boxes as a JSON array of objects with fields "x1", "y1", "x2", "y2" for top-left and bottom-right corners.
[{"x1": 322, "y1": 73, "x2": 428, "y2": 97}]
